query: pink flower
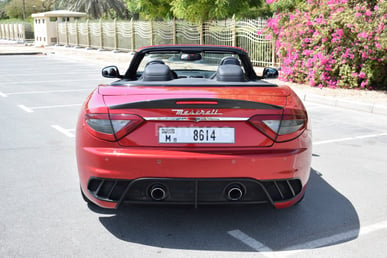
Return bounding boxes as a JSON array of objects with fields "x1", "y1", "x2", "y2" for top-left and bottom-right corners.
[
  {"x1": 355, "y1": 12, "x2": 362, "y2": 17},
  {"x1": 360, "y1": 79, "x2": 368, "y2": 88},
  {"x1": 266, "y1": 0, "x2": 277, "y2": 4},
  {"x1": 359, "y1": 72, "x2": 366, "y2": 79},
  {"x1": 358, "y1": 32, "x2": 368, "y2": 38},
  {"x1": 365, "y1": 10, "x2": 372, "y2": 16}
]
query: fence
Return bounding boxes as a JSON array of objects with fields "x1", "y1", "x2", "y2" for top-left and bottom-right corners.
[
  {"x1": 57, "y1": 18, "x2": 275, "y2": 67},
  {"x1": 0, "y1": 23, "x2": 34, "y2": 41},
  {"x1": 0, "y1": 18, "x2": 275, "y2": 66}
]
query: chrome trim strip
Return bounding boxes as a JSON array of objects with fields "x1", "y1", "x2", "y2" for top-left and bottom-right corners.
[{"x1": 144, "y1": 117, "x2": 249, "y2": 121}]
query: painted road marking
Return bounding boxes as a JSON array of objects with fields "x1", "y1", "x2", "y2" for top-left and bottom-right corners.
[
  {"x1": 314, "y1": 133, "x2": 387, "y2": 145},
  {"x1": 51, "y1": 125, "x2": 75, "y2": 138},
  {"x1": 228, "y1": 220, "x2": 387, "y2": 257},
  {"x1": 18, "y1": 103, "x2": 82, "y2": 112},
  {"x1": 278, "y1": 220, "x2": 387, "y2": 255},
  {"x1": 1, "y1": 88, "x2": 92, "y2": 97},
  {"x1": 32, "y1": 104, "x2": 82, "y2": 110},
  {"x1": 228, "y1": 229, "x2": 272, "y2": 252},
  {"x1": 0, "y1": 78, "x2": 107, "y2": 85},
  {"x1": 18, "y1": 104, "x2": 34, "y2": 113}
]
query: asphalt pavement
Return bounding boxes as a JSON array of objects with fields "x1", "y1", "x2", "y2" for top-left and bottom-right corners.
[{"x1": 0, "y1": 44, "x2": 387, "y2": 257}]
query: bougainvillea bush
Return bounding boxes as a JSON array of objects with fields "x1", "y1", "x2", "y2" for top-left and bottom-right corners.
[{"x1": 263, "y1": 0, "x2": 387, "y2": 90}]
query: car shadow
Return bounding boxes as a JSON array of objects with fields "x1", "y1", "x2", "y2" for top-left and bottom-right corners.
[{"x1": 96, "y1": 168, "x2": 360, "y2": 252}]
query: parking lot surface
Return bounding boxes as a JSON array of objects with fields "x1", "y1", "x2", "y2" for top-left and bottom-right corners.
[{"x1": 1, "y1": 54, "x2": 386, "y2": 257}]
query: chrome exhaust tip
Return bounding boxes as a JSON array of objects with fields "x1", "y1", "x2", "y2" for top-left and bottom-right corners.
[
  {"x1": 226, "y1": 184, "x2": 245, "y2": 201},
  {"x1": 149, "y1": 184, "x2": 167, "y2": 201}
]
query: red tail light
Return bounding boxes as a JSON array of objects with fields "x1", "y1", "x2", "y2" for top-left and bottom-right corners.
[
  {"x1": 249, "y1": 109, "x2": 307, "y2": 142},
  {"x1": 85, "y1": 113, "x2": 144, "y2": 141}
]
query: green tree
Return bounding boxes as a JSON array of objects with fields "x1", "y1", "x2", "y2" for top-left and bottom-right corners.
[
  {"x1": 57, "y1": 0, "x2": 128, "y2": 19},
  {"x1": 126, "y1": 0, "x2": 172, "y2": 19},
  {"x1": 268, "y1": 0, "x2": 303, "y2": 13},
  {"x1": 172, "y1": 0, "x2": 266, "y2": 23},
  {"x1": 126, "y1": 0, "x2": 267, "y2": 22},
  {"x1": 5, "y1": 0, "x2": 44, "y2": 20},
  {"x1": 0, "y1": 0, "x2": 11, "y2": 19}
]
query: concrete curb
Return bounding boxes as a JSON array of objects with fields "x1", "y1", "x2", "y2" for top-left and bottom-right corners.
[
  {"x1": 297, "y1": 93, "x2": 387, "y2": 116},
  {"x1": 0, "y1": 52, "x2": 44, "y2": 55}
]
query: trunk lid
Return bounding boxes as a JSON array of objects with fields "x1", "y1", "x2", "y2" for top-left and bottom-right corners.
[{"x1": 100, "y1": 85, "x2": 291, "y2": 148}]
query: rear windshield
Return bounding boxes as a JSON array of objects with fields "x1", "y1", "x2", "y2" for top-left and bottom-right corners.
[{"x1": 138, "y1": 51, "x2": 243, "y2": 74}]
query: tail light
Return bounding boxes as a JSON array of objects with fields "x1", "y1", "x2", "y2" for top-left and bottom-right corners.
[
  {"x1": 249, "y1": 109, "x2": 307, "y2": 142},
  {"x1": 85, "y1": 113, "x2": 144, "y2": 141}
]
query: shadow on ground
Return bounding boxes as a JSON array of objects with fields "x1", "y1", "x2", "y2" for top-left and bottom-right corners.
[{"x1": 95, "y1": 168, "x2": 359, "y2": 252}]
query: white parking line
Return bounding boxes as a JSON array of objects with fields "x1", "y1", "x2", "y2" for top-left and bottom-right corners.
[
  {"x1": 33, "y1": 104, "x2": 82, "y2": 110},
  {"x1": 228, "y1": 220, "x2": 387, "y2": 257},
  {"x1": 18, "y1": 103, "x2": 82, "y2": 112},
  {"x1": 1, "y1": 88, "x2": 92, "y2": 97},
  {"x1": 1, "y1": 78, "x2": 106, "y2": 84},
  {"x1": 228, "y1": 229, "x2": 272, "y2": 252},
  {"x1": 314, "y1": 133, "x2": 387, "y2": 145},
  {"x1": 51, "y1": 125, "x2": 75, "y2": 138},
  {"x1": 18, "y1": 104, "x2": 34, "y2": 113},
  {"x1": 278, "y1": 220, "x2": 387, "y2": 255}
]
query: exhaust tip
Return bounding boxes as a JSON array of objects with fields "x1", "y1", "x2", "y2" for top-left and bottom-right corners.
[
  {"x1": 149, "y1": 184, "x2": 167, "y2": 201},
  {"x1": 226, "y1": 184, "x2": 245, "y2": 201}
]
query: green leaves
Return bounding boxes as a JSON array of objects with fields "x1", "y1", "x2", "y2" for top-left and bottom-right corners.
[
  {"x1": 265, "y1": 0, "x2": 387, "y2": 90},
  {"x1": 129, "y1": 0, "x2": 266, "y2": 23}
]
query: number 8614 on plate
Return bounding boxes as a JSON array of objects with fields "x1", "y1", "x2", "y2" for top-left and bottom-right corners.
[{"x1": 158, "y1": 127, "x2": 235, "y2": 144}]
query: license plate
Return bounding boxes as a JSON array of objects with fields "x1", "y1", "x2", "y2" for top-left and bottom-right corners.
[{"x1": 159, "y1": 127, "x2": 235, "y2": 144}]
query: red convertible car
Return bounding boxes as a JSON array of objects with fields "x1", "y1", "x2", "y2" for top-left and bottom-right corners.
[{"x1": 76, "y1": 45, "x2": 311, "y2": 209}]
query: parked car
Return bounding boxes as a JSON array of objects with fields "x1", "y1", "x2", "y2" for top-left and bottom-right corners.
[{"x1": 76, "y1": 45, "x2": 312, "y2": 209}]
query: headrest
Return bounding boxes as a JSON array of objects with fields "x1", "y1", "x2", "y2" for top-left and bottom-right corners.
[
  {"x1": 216, "y1": 64, "x2": 245, "y2": 82},
  {"x1": 219, "y1": 56, "x2": 241, "y2": 66},
  {"x1": 142, "y1": 63, "x2": 173, "y2": 81}
]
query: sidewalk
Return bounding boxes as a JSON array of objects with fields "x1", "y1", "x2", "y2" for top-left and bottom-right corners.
[{"x1": 1, "y1": 40, "x2": 386, "y2": 115}]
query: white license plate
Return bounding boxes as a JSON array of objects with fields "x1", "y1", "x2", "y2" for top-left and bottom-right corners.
[{"x1": 159, "y1": 127, "x2": 235, "y2": 144}]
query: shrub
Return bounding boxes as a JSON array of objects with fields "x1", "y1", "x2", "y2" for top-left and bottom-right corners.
[{"x1": 263, "y1": 0, "x2": 387, "y2": 90}]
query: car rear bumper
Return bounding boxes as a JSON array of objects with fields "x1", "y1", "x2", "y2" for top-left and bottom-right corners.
[
  {"x1": 86, "y1": 177, "x2": 307, "y2": 209},
  {"x1": 77, "y1": 144, "x2": 311, "y2": 209}
]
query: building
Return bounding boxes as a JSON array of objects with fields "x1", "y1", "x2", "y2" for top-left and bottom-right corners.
[{"x1": 32, "y1": 10, "x2": 86, "y2": 46}]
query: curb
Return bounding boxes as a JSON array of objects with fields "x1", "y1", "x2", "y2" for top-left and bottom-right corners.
[
  {"x1": 299, "y1": 93, "x2": 387, "y2": 116},
  {"x1": 0, "y1": 52, "x2": 44, "y2": 55}
]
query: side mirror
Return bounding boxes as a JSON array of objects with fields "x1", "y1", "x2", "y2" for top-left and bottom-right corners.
[
  {"x1": 102, "y1": 66, "x2": 121, "y2": 78},
  {"x1": 262, "y1": 67, "x2": 279, "y2": 79}
]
